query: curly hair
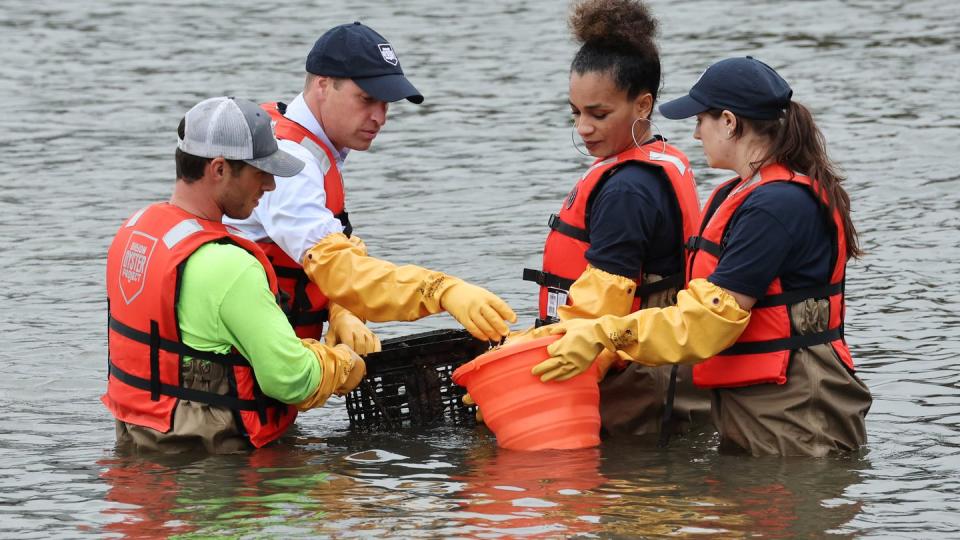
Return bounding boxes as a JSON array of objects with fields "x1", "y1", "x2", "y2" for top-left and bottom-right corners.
[{"x1": 569, "y1": 0, "x2": 661, "y2": 104}]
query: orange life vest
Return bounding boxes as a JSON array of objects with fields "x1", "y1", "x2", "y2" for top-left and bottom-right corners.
[
  {"x1": 687, "y1": 164, "x2": 854, "y2": 388},
  {"x1": 523, "y1": 140, "x2": 700, "y2": 324},
  {"x1": 259, "y1": 101, "x2": 352, "y2": 339},
  {"x1": 103, "y1": 202, "x2": 297, "y2": 448}
]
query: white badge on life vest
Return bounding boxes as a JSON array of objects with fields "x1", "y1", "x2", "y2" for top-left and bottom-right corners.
[{"x1": 546, "y1": 287, "x2": 569, "y2": 318}]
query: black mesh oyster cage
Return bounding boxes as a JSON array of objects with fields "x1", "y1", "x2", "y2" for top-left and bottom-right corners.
[{"x1": 345, "y1": 329, "x2": 489, "y2": 430}]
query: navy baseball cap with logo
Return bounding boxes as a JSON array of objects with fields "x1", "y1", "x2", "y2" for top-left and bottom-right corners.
[
  {"x1": 306, "y1": 22, "x2": 423, "y2": 104},
  {"x1": 659, "y1": 56, "x2": 792, "y2": 120}
]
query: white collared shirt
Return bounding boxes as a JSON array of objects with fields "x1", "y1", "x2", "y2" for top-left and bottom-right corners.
[{"x1": 224, "y1": 93, "x2": 347, "y2": 264}]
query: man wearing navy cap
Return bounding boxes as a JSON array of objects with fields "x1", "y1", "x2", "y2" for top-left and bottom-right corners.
[{"x1": 226, "y1": 23, "x2": 516, "y2": 351}]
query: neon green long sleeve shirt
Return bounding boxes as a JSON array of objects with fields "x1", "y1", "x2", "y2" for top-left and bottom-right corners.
[{"x1": 175, "y1": 242, "x2": 321, "y2": 404}]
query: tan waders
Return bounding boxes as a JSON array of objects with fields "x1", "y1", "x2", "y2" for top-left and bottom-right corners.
[
  {"x1": 598, "y1": 274, "x2": 713, "y2": 440},
  {"x1": 711, "y1": 298, "x2": 871, "y2": 456},
  {"x1": 115, "y1": 359, "x2": 258, "y2": 454}
]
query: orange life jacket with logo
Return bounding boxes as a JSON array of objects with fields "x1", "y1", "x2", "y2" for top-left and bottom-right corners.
[
  {"x1": 259, "y1": 101, "x2": 352, "y2": 339},
  {"x1": 103, "y1": 202, "x2": 297, "y2": 448},
  {"x1": 523, "y1": 140, "x2": 700, "y2": 325},
  {"x1": 687, "y1": 164, "x2": 854, "y2": 388}
]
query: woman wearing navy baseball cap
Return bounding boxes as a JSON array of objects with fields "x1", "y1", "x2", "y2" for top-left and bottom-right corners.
[
  {"x1": 530, "y1": 57, "x2": 872, "y2": 456},
  {"x1": 518, "y1": 0, "x2": 708, "y2": 443}
]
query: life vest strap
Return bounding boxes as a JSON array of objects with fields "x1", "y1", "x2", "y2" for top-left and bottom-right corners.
[
  {"x1": 522, "y1": 268, "x2": 575, "y2": 291},
  {"x1": 685, "y1": 236, "x2": 723, "y2": 258},
  {"x1": 149, "y1": 320, "x2": 160, "y2": 401},
  {"x1": 753, "y1": 282, "x2": 843, "y2": 308},
  {"x1": 271, "y1": 267, "x2": 331, "y2": 326},
  {"x1": 657, "y1": 365, "x2": 679, "y2": 448},
  {"x1": 718, "y1": 327, "x2": 843, "y2": 356},
  {"x1": 548, "y1": 213, "x2": 590, "y2": 243},
  {"x1": 335, "y1": 211, "x2": 353, "y2": 237},
  {"x1": 108, "y1": 361, "x2": 283, "y2": 411},
  {"x1": 109, "y1": 316, "x2": 249, "y2": 366},
  {"x1": 525, "y1": 267, "x2": 668, "y2": 299},
  {"x1": 273, "y1": 266, "x2": 305, "y2": 279}
]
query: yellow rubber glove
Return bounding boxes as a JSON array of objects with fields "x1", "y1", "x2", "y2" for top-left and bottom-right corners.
[
  {"x1": 301, "y1": 233, "x2": 516, "y2": 341},
  {"x1": 531, "y1": 279, "x2": 751, "y2": 382},
  {"x1": 325, "y1": 302, "x2": 381, "y2": 355},
  {"x1": 556, "y1": 265, "x2": 637, "y2": 374},
  {"x1": 437, "y1": 280, "x2": 516, "y2": 341},
  {"x1": 296, "y1": 339, "x2": 367, "y2": 411},
  {"x1": 556, "y1": 265, "x2": 636, "y2": 321}
]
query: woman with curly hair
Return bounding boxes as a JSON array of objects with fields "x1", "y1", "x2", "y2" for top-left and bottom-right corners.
[
  {"x1": 532, "y1": 57, "x2": 872, "y2": 456},
  {"x1": 521, "y1": 0, "x2": 708, "y2": 443}
]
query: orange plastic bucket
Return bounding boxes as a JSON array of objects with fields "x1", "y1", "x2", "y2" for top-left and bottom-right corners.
[{"x1": 452, "y1": 335, "x2": 600, "y2": 451}]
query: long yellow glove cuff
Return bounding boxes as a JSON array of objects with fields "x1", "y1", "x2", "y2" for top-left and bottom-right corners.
[
  {"x1": 531, "y1": 279, "x2": 751, "y2": 382},
  {"x1": 301, "y1": 233, "x2": 516, "y2": 341},
  {"x1": 325, "y1": 302, "x2": 382, "y2": 355},
  {"x1": 301, "y1": 233, "x2": 451, "y2": 321},
  {"x1": 296, "y1": 339, "x2": 366, "y2": 411},
  {"x1": 557, "y1": 265, "x2": 636, "y2": 321}
]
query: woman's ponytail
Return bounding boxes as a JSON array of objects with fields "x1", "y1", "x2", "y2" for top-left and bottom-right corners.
[{"x1": 757, "y1": 102, "x2": 863, "y2": 259}]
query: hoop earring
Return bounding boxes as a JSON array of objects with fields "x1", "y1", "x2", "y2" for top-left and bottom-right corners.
[
  {"x1": 571, "y1": 122, "x2": 591, "y2": 157},
  {"x1": 631, "y1": 117, "x2": 667, "y2": 155}
]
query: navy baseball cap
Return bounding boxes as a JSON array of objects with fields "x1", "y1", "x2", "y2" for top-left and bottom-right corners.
[
  {"x1": 306, "y1": 22, "x2": 423, "y2": 104},
  {"x1": 659, "y1": 57, "x2": 792, "y2": 120}
]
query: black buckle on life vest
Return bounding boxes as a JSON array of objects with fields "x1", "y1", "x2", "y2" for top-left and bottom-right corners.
[
  {"x1": 685, "y1": 236, "x2": 723, "y2": 258},
  {"x1": 547, "y1": 214, "x2": 590, "y2": 243},
  {"x1": 522, "y1": 268, "x2": 575, "y2": 291}
]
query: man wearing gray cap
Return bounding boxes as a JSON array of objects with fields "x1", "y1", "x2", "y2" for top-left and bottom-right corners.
[
  {"x1": 103, "y1": 97, "x2": 366, "y2": 453},
  {"x1": 225, "y1": 22, "x2": 516, "y2": 350}
]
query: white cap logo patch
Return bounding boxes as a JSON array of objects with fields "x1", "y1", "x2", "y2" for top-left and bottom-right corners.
[{"x1": 378, "y1": 43, "x2": 398, "y2": 66}]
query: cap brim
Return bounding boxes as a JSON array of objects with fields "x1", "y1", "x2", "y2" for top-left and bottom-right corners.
[
  {"x1": 354, "y1": 73, "x2": 424, "y2": 104},
  {"x1": 658, "y1": 94, "x2": 710, "y2": 120},
  {"x1": 245, "y1": 148, "x2": 305, "y2": 178}
]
